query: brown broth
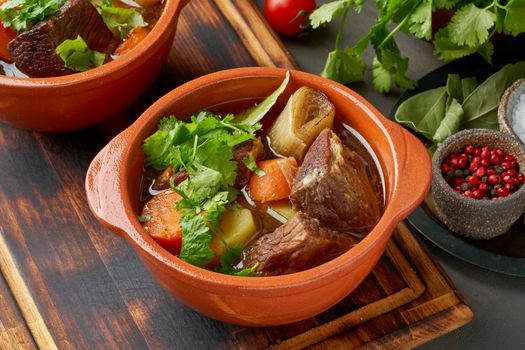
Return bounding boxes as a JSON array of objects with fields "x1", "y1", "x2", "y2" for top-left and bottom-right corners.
[{"x1": 0, "y1": 60, "x2": 28, "y2": 78}]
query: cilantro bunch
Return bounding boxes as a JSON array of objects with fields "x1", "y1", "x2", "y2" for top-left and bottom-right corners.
[
  {"x1": 309, "y1": 0, "x2": 525, "y2": 94},
  {"x1": 0, "y1": 0, "x2": 65, "y2": 32},
  {"x1": 142, "y1": 111, "x2": 262, "y2": 275}
]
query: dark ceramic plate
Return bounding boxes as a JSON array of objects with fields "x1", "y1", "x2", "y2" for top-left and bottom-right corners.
[{"x1": 389, "y1": 36, "x2": 525, "y2": 277}]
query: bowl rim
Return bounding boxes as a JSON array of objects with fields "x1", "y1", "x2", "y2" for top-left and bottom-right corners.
[
  {"x1": 0, "y1": 0, "x2": 186, "y2": 88},
  {"x1": 432, "y1": 128, "x2": 525, "y2": 206},
  {"x1": 498, "y1": 78, "x2": 525, "y2": 142},
  {"x1": 92, "y1": 67, "x2": 430, "y2": 292}
]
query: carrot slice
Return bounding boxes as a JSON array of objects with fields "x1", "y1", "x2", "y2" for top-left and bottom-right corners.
[
  {"x1": 0, "y1": 24, "x2": 17, "y2": 62},
  {"x1": 248, "y1": 157, "x2": 298, "y2": 203},
  {"x1": 141, "y1": 190, "x2": 183, "y2": 255},
  {"x1": 113, "y1": 27, "x2": 150, "y2": 56}
]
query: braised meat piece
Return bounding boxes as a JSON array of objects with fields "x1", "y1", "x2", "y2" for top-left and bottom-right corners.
[
  {"x1": 8, "y1": 0, "x2": 117, "y2": 77},
  {"x1": 233, "y1": 138, "x2": 264, "y2": 188},
  {"x1": 151, "y1": 166, "x2": 189, "y2": 191},
  {"x1": 290, "y1": 129, "x2": 381, "y2": 234},
  {"x1": 242, "y1": 212, "x2": 357, "y2": 276}
]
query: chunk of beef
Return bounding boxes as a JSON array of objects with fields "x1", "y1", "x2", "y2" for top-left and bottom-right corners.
[
  {"x1": 290, "y1": 129, "x2": 381, "y2": 234},
  {"x1": 151, "y1": 166, "x2": 189, "y2": 191},
  {"x1": 242, "y1": 212, "x2": 357, "y2": 276},
  {"x1": 8, "y1": 0, "x2": 117, "y2": 77},
  {"x1": 233, "y1": 138, "x2": 264, "y2": 188}
]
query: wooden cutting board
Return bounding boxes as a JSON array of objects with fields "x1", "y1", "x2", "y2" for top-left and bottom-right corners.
[{"x1": 0, "y1": 1, "x2": 472, "y2": 349}]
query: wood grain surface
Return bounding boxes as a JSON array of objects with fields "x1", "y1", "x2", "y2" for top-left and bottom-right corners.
[{"x1": 0, "y1": 1, "x2": 472, "y2": 349}]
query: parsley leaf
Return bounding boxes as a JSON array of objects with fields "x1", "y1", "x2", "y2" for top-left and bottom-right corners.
[
  {"x1": 433, "y1": 28, "x2": 478, "y2": 61},
  {"x1": 242, "y1": 155, "x2": 265, "y2": 176},
  {"x1": 503, "y1": 0, "x2": 525, "y2": 36},
  {"x1": 321, "y1": 46, "x2": 366, "y2": 84},
  {"x1": 95, "y1": 1, "x2": 146, "y2": 38},
  {"x1": 434, "y1": 0, "x2": 458, "y2": 10},
  {"x1": 372, "y1": 57, "x2": 391, "y2": 94},
  {"x1": 144, "y1": 112, "x2": 261, "y2": 173},
  {"x1": 142, "y1": 118, "x2": 190, "y2": 171},
  {"x1": 0, "y1": 0, "x2": 65, "y2": 32},
  {"x1": 447, "y1": 4, "x2": 495, "y2": 47},
  {"x1": 179, "y1": 215, "x2": 214, "y2": 268},
  {"x1": 407, "y1": 0, "x2": 432, "y2": 40},
  {"x1": 193, "y1": 138, "x2": 238, "y2": 188},
  {"x1": 217, "y1": 243, "x2": 258, "y2": 276},
  {"x1": 55, "y1": 35, "x2": 106, "y2": 72},
  {"x1": 308, "y1": 0, "x2": 349, "y2": 29}
]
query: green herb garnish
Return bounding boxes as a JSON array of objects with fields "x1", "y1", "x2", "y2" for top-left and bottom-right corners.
[
  {"x1": 55, "y1": 35, "x2": 105, "y2": 72},
  {"x1": 232, "y1": 70, "x2": 289, "y2": 125},
  {"x1": 143, "y1": 111, "x2": 261, "y2": 272},
  {"x1": 242, "y1": 155, "x2": 265, "y2": 177},
  {"x1": 95, "y1": 0, "x2": 146, "y2": 38},
  {"x1": 0, "y1": 0, "x2": 65, "y2": 32},
  {"x1": 142, "y1": 75, "x2": 290, "y2": 274},
  {"x1": 137, "y1": 214, "x2": 151, "y2": 223},
  {"x1": 307, "y1": 0, "x2": 525, "y2": 94}
]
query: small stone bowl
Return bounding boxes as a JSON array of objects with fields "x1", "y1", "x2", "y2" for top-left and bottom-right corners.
[
  {"x1": 498, "y1": 78, "x2": 525, "y2": 145},
  {"x1": 432, "y1": 129, "x2": 525, "y2": 239}
]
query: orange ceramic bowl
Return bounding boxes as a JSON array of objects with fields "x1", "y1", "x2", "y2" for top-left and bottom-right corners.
[
  {"x1": 86, "y1": 68, "x2": 431, "y2": 326},
  {"x1": 0, "y1": 0, "x2": 188, "y2": 132}
]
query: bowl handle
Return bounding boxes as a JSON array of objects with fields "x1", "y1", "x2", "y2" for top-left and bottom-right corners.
[
  {"x1": 85, "y1": 131, "x2": 135, "y2": 238},
  {"x1": 383, "y1": 120, "x2": 432, "y2": 223}
]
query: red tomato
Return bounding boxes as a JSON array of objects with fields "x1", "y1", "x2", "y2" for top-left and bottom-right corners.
[
  {"x1": 0, "y1": 24, "x2": 17, "y2": 62},
  {"x1": 264, "y1": 0, "x2": 316, "y2": 36}
]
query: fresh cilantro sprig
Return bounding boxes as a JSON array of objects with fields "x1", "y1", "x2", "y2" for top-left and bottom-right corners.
[
  {"x1": 0, "y1": 0, "x2": 65, "y2": 32},
  {"x1": 55, "y1": 35, "x2": 106, "y2": 71},
  {"x1": 307, "y1": 0, "x2": 525, "y2": 94},
  {"x1": 242, "y1": 155, "x2": 265, "y2": 177},
  {"x1": 95, "y1": 0, "x2": 147, "y2": 38},
  {"x1": 143, "y1": 111, "x2": 262, "y2": 275}
]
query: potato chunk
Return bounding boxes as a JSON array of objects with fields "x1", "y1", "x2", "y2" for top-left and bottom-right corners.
[{"x1": 209, "y1": 208, "x2": 259, "y2": 259}]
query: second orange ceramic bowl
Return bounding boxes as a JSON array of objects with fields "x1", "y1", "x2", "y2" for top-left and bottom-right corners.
[
  {"x1": 0, "y1": 0, "x2": 188, "y2": 132},
  {"x1": 86, "y1": 68, "x2": 431, "y2": 326}
]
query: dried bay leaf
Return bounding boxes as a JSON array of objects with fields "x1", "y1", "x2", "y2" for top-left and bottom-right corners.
[
  {"x1": 433, "y1": 98, "x2": 463, "y2": 143},
  {"x1": 461, "y1": 76, "x2": 478, "y2": 100},
  {"x1": 395, "y1": 86, "x2": 447, "y2": 141},
  {"x1": 446, "y1": 74, "x2": 463, "y2": 102},
  {"x1": 461, "y1": 61, "x2": 525, "y2": 129}
]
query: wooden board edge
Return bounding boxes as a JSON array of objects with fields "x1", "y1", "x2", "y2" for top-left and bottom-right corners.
[
  {"x1": 394, "y1": 222, "x2": 463, "y2": 297},
  {"x1": 270, "y1": 288, "x2": 423, "y2": 350},
  {"x1": 382, "y1": 238, "x2": 426, "y2": 297},
  {"x1": 0, "y1": 273, "x2": 37, "y2": 350},
  {"x1": 402, "y1": 220, "x2": 472, "y2": 307},
  {"x1": 0, "y1": 231, "x2": 58, "y2": 350},
  {"x1": 354, "y1": 303, "x2": 473, "y2": 350},
  {"x1": 214, "y1": 0, "x2": 297, "y2": 69}
]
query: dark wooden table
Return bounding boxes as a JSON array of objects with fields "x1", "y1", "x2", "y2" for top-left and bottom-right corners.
[{"x1": 0, "y1": 1, "x2": 523, "y2": 349}]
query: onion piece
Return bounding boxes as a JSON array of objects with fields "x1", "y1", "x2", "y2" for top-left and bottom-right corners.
[{"x1": 267, "y1": 87, "x2": 335, "y2": 162}]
